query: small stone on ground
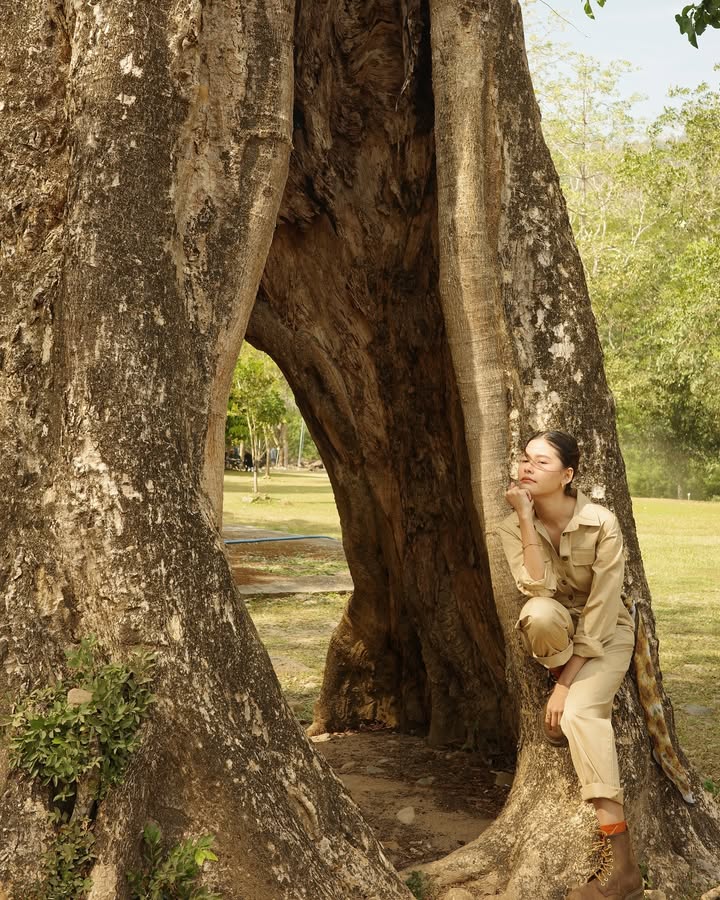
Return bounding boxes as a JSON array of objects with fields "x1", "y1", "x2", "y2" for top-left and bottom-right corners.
[{"x1": 396, "y1": 806, "x2": 416, "y2": 825}]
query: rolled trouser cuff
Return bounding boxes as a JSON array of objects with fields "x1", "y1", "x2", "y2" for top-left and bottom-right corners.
[
  {"x1": 580, "y1": 782, "x2": 624, "y2": 804},
  {"x1": 535, "y1": 642, "x2": 575, "y2": 669}
]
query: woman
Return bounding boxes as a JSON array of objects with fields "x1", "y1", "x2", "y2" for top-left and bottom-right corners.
[{"x1": 497, "y1": 430, "x2": 644, "y2": 900}]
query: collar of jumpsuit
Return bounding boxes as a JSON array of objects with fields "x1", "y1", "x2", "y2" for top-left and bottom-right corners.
[
  {"x1": 530, "y1": 489, "x2": 601, "y2": 601},
  {"x1": 536, "y1": 488, "x2": 602, "y2": 536}
]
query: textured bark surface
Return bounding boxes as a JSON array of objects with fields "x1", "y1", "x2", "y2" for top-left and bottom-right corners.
[
  {"x1": 0, "y1": 2, "x2": 409, "y2": 897},
  {"x1": 420, "y1": 0, "x2": 720, "y2": 897},
  {"x1": 248, "y1": 0, "x2": 512, "y2": 754}
]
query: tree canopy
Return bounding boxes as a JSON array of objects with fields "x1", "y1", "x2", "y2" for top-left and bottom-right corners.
[
  {"x1": 529, "y1": 41, "x2": 720, "y2": 498},
  {"x1": 579, "y1": 0, "x2": 720, "y2": 47}
]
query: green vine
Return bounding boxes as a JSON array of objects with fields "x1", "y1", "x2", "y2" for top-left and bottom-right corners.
[
  {"x1": 26, "y1": 813, "x2": 96, "y2": 900},
  {"x1": 3, "y1": 637, "x2": 156, "y2": 899},
  {"x1": 128, "y1": 823, "x2": 221, "y2": 899},
  {"x1": 5, "y1": 637, "x2": 155, "y2": 804}
]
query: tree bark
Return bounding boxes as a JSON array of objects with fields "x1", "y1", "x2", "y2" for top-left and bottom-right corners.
[
  {"x1": 247, "y1": 0, "x2": 512, "y2": 754},
  {"x1": 280, "y1": 422, "x2": 289, "y2": 467},
  {"x1": 418, "y1": 0, "x2": 720, "y2": 897},
  {"x1": 0, "y1": 2, "x2": 408, "y2": 897}
]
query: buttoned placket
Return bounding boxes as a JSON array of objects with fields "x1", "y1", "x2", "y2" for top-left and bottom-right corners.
[{"x1": 534, "y1": 516, "x2": 577, "y2": 602}]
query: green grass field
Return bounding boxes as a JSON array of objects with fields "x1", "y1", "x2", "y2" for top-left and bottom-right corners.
[
  {"x1": 632, "y1": 498, "x2": 720, "y2": 788},
  {"x1": 225, "y1": 473, "x2": 720, "y2": 787},
  {"x1": 223, "y1": 470, "x2": 342, "y2": 538}
]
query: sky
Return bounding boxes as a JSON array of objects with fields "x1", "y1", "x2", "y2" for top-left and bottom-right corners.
[{"x1": 524, "y1": 0, "x2": 720, "y2": 121}]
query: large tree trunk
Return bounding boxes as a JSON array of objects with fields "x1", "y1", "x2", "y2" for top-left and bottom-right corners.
[
  {"x1": 0, "y1": 2, "x2": 408, "y2": 897},
  {"x1": 247, "y1": 0, "x2": 512, "y2": 754},
  {"x1": 417, "y1": 0, "x2": 720, "y2": 897}
]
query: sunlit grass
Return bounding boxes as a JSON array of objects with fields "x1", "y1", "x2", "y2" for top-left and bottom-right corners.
[
  {"x1": 223, "y1": 470, "x2": 342, "y2": 538},
  {"x1": 232, "y1": 551, "x2": 348, "y2": 578},
  {"x1": 633, "y1": 498, "x2": 720, "y2": 786},
  {"x1": 247, "y1": 593, "x2": 346, "y2": 722}
]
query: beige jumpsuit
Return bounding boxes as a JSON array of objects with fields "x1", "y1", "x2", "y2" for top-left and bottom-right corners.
[{"x1": 497, "y1": 490, "x2": 635, "y2": 804}]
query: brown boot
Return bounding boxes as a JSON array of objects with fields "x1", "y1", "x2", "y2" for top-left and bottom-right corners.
[{"x1": 566, "y1": 829, "x2": 644, "y2": 899}]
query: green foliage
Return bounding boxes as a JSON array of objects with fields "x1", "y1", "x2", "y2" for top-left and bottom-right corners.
[
  {"x1": 676, "y1": 0, "x2": 720, "y2": 47},
  {"x1": 581, "y1": 0, "x2": 605, "y2": 20},
  {"x1": 638, "y1": 860, "x2": 652, "y2": 889},
  {"x1": 528, "y1": 43, "x2": 720, "y2": 498},
  {"x1": 577, "y1": 0, "x2": 720, "y2": 45},
  {"x1": 226, "y1": 345, "x2": 321, "y2": 476},
  {"x1": 226, "y1": 346, "x2": 286, "y2": 448},
  {"x1": 27, "y1": 815, "x2": 96, "y2": 900},
  {"x1": 128, "y1": 823, "x2": 220, "y2": 899},
  {"x1": 285, "y1": 413, "x2": 320, "y2": 464},
  {"x1": 5, "y1": 637, "x2": 155, "y2": 804},
  {"x1": 703, "y1": 777, "x2": 719, "y2": 795},
  {"x1": 405, "y1": 871, "x2": 428, "y2": 899}
]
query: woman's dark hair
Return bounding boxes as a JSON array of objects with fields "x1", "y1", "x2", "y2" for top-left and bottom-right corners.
[{"x1": 524, "y1": 430, "x2": 580, "y2": 496}]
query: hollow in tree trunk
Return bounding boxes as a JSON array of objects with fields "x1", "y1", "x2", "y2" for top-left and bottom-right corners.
[{"x1": 247, "y1": 0, "x2": 512, "y2": 755}]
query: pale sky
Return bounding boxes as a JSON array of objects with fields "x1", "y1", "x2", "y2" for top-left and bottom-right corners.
[{"x1": 524, "y1": 0, "x2": 720, "y2": 121}]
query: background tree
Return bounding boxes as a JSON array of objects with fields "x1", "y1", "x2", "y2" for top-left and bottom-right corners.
[
  {"x1": 525, "y1": 24, "x2": 720, "y2": 498},
  {"x1": 227, "y1": 346, "x2": 286, "y2": 488},
  {"x1": 599, "y1": 85, "x2": 720, "y2": 499}
]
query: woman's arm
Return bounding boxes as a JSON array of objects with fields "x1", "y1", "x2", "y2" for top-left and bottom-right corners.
[
  {"x1": 505, "y1": 482, "x2": 545, "y2": 581},
  {"x1": 518, "y1": 514, "x2": 545, "y2": 581},
  {"x1": 546, "y1": 654, "x2": 589, "y2": 728}
]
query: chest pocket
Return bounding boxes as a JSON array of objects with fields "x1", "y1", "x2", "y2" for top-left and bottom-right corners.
[{"x1": 572, "y1": 547, "x2": 596, "y2": 566}]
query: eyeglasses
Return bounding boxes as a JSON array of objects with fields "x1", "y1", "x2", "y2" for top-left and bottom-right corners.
[{"x1": 519, "y1": 453, "x2": 565, "y2": 472}]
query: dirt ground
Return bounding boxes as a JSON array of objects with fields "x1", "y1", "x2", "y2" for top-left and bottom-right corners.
[
  {"x1": 224, "y1": 532, "x2": 508, "y2": 872},
  {"x1": 311, "y1": 729, "x2": 507, "y2": 871},
  {"x1": 224, "y1": 527, "x2": 349, "y2": 584}
]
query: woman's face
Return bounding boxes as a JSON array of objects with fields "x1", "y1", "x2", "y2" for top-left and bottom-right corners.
[{"x1": 518, "y1": 438, "x2": 573, "y2": 498}]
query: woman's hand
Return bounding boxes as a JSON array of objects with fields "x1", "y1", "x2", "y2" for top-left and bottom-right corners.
[
  {"x1": 546, "y1": 683, "x2": 569, "y2": 729},
  {"x1": 505, "y1": 481, "x2": 534, "y2": 519}
]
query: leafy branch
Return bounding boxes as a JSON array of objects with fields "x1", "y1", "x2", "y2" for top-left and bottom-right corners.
[
  {"x1": 676, "y1": 0, "x2": 720, "y2": 47},
  {"x1": 581, "y1": 0, "x2": 606, "y2": 20},
  {"x1": 579, "y1": 0, "x2": 720, "y2": 46}
]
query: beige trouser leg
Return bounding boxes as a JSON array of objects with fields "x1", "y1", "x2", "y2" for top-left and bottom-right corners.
[
  {"x1": 516, "y1": 595, "x2": 575, "y2": 668},
  {"x1": 516, "y1": 596, "x2": 635, "y2": 803}
]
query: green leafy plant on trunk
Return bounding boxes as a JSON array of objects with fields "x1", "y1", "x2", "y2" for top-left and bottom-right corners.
[
  {"x1": 3, "y1": 636, "x2": 156, "y2": 899},
  {"x1": 405, "y1": 870, "x2": 429, "y2": 899},
  {"x1": 5, "y1": 636, "x2": 155, "y2": 803},
  {"x1": 128, "y1": 823, "x2": 221, "y2": 899},
  {"x1": 25, "y1": 813, "x2": 96, "y2": 900}
]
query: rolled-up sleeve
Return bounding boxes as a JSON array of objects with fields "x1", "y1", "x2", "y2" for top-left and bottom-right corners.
[
  {"x1": 497, "y1": 524, "x2": 557, "y2": 598},
  {"x1": 573, "y1": 521, "x2": 625, "y2": 659}
]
